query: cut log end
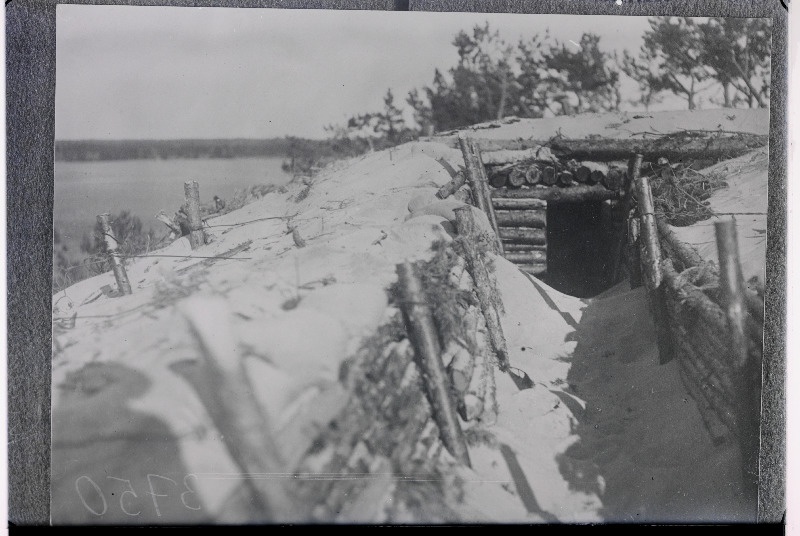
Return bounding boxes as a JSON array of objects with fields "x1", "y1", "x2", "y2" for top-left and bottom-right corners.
[{"x1": 541, "y1": 166, "x2": 557, "y2": 186}]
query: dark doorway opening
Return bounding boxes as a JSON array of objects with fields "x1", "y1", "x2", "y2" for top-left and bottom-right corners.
[{"x1": 541, "y1": 200, "x2": 617, "y2": 299}]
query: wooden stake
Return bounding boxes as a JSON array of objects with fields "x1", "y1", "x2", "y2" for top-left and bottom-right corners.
[
  {"x1": 715, "y1": 219, "x2": 760, "y2": 500},
  {"x1": 183, "y1": 180, "x2": 206, "y2": 249},
  {"x1": 611, "y1": 154, "x2": 643, "y2": 283},
  {"x1": 458, "y1": 134, "x2": 485, "y2": 210},
  {"x1": 96, "y1": 213, "x2": 132, "y2": 295},
  {"x1": 635, "y1": 174, "x2": 675, "y2": 364},
  {"x1": 469, "y1": 138, "x2": 505, "y2": 256},
  {"x1": 634, "y1": 174, "x2": 662, "y2": 290},
  {"x1": 454, "y1": 207, "x2": 510, "y2": 372},
  {"x1": 627, "y1": 216, "x2": 643, "y2": 288},
  {"x1": 396, "y1": 261, "x2": 471, "y2": 467},
  {"x1": 179, "y1": 296, "x2": 293, "y2": 521}
]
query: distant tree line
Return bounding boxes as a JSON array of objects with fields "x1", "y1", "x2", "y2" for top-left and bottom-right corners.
[
  {"x1": 327, "y1": 16, "x2": 771, "y2": 146},
  {"x1": 54, "y1": 136, "x2": 367, "y2": 162}
]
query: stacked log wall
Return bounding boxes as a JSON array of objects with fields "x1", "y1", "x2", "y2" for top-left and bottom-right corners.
[{"x1": 634, "y1": 218, "x2": 763, "y2": 453}]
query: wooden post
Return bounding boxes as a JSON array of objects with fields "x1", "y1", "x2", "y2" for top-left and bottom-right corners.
[
  {"x1": 458, "y1": 133, "x2": 485, "y2": 212},
  {"x1": 396, "y1": 261, "x2": 471, "y2": 467},
  {"x1": 634, "y1": 174, "x2": 661, "y2": 289},
  {"x1": 184, "y1": 180, "x2": 206, "y2": 249},
  {"x1": 454, "y1": 207, "x2": 510, "y2": 372},
  {"x1": 715, "y1": 221, "x2": 749, "y2": 367},
  {"x1": 715, "y1": 219, "x2": 760, "y2": 505},
  {"x1": 627, "y1": 216, "x2": 643, "y2": 289},
  {"x1": 634, "y1": 175, "x2": 674, "y2": 364},
  {"x1": 611, "y1": 154, "x2": 643, "y2": 283},
  {"x1": 179, "y1": 296, "x2": 293, "y2": 521},
  {"x1": 469, "y1": 138, "x2": 505, "y2": 256},
  {"x1": 96, "y1": 213, "x2": 132, "y2": 295}
]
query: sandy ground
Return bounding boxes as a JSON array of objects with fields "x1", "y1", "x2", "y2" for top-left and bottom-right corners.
[
  {"x1": 670, "y1": 147, "x2": 769, "y2": 285},
  {"x1": 437, "y1": 108, "x2": 769, "y2": 141},
  {"x1": 51, "y1": 109, "x2": 766, "y2": 524}
]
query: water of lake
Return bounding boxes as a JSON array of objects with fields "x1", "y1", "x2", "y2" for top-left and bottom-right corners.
[{"x1": 54, "y1": 157, "x2": 294, "y2": 252}]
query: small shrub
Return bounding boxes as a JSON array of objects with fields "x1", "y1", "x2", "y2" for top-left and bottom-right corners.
[{"x1": 648, "y1": 164, "x2": 727, "y2": 226}]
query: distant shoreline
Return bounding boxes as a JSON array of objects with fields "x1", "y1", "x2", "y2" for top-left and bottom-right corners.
[{"x1": 54, "y1": 137, "x2": 334, "y2": 162}]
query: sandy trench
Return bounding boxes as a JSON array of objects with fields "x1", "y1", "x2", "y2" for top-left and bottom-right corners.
[{"x1": 50, "y1": 110, "x2": 765, "y2": 524}]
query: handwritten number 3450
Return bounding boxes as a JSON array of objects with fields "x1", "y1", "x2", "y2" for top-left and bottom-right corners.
[{"x1": 74, "y1": 474, "x2": 202, "y2": 517}]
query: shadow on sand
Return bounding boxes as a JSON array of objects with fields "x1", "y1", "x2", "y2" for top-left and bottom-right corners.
[
  {"x1": 51, "y1": 362, "x2": 211, "y2": 525},
  {"x1": 555, "y1": 283, "x2": 756, "y2": 523}
]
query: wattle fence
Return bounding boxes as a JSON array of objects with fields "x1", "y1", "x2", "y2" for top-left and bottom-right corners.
[{"x1": 629, "y1": 174, "x2": 764, "y2": 509}]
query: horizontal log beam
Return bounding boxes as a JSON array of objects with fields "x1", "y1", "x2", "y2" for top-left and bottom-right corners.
[
  {"x1": 492, "y1": 185, "x2": 621, "y2": 202},
  {"x1": 501, "y1": 242, "x2": 547, "y2": 252},
  {"x1": 437, "y1": 134, "x2": 768, "y2": 161},
  {"x1": 492, "y1": 197, "x2": 547, "y2": 210},
  {"x1": 504, "y1": 250, "x2": 547, "y2": 264},
  {"x1": 495, "y1": 210, "x2": 546, "y2": 228},
  {"x1": 498, "y1": 227, "x2": 546, "y2": 245},
  {"x1": 479, "y1": 146, "x2": 556, "y2": 166}
]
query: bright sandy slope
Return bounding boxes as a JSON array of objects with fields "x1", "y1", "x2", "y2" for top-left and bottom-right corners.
[{"x1": 51, "y1": 109, "x2": 767, "y2": 523}]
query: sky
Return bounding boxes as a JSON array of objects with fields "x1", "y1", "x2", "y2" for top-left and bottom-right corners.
[{"x1": 56, "y1": 5, "x2": 702, "y2": 140}]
